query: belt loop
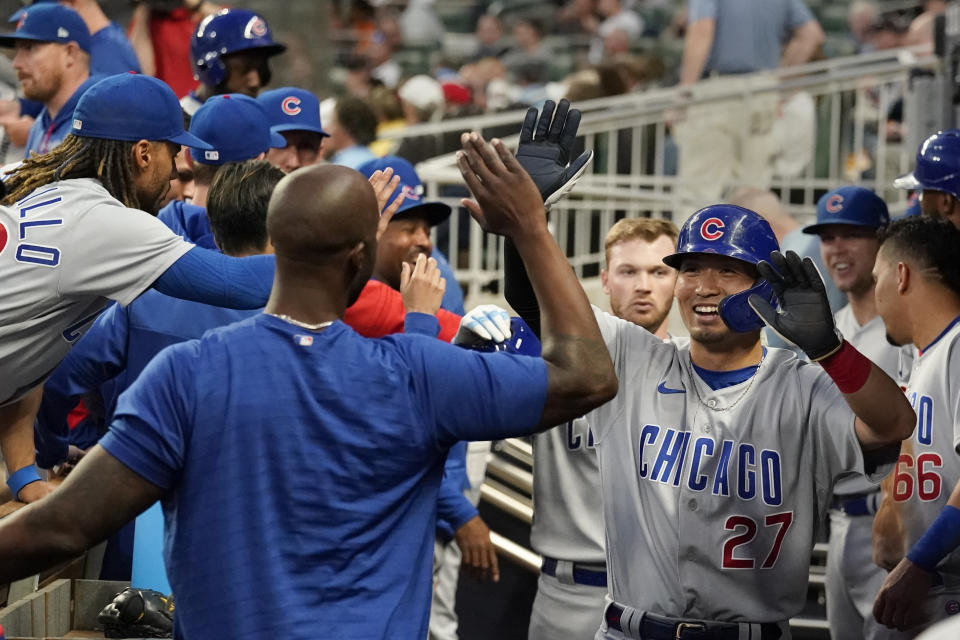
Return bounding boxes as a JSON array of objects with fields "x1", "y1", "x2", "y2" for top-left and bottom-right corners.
[{"x1": 554, "y1": 559, "x2": 576, "y2": 586}]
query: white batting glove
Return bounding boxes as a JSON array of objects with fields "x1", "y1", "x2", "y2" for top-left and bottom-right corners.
[{"x1": 456, "y1": 304, "x2": 511, "y2": 344}]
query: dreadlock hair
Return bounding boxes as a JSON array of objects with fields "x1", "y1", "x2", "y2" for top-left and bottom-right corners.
[{"x1": 3, "y1": 134, "x2": 141, "y2": 209}]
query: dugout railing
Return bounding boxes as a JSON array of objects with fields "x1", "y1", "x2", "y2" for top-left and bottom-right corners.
[{"x1": 377, "y1": 45, "x2": 938, "y2": 306}]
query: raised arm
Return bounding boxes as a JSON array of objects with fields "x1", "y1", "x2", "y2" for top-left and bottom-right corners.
[
  {"x1": 679, "y1": 16, "x2": 715, "y2": 85},
  {"x1": 457, "y1": 134, "x2": 617, "y2": 428},
  {"x1": 781, "y1": 19, "x2": 825, "y2": 67},
  {"x1": 750, "y1": 251, "x2": 915, "y2": 449}
]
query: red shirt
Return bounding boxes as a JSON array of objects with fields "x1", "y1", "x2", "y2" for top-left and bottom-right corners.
[
  {"x1": 345, "y1": 280, "x2": 461, "y2": 342},
  {"x1": 147, "y1": 8, "x2": 201, "y2": 98}
]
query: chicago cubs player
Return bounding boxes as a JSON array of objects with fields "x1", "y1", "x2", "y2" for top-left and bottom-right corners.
[
  {"x1": 0, "y1": 73, "x2": 277, "y2": 503},
  {"x1": 872, "y1": 217, "x2": 960, "y2": 633},
  {"x1": 802, "y1": 186, "x2": 906, "y2": 640},
  {"x1": 894, "y1": 130, "x2": 960, "y2": 230},
  {"x1": 257, "y1": 87, "x2": 329, "y2": 174},
  {"x1": 502, "y1": 196, "x2": 915, "y2": 637}
]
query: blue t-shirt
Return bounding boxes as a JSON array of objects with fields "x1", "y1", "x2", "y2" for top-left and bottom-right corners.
[
  {"x1": 99, "y1": 315, "x2": 547, "y2": 639},
  {"x1": 89, "y1": 23, "x2": 141, "y2": 76},
  {"x1": 688, "y1": 0, "x2": 814, "y2": 74},
  {"x1": 25, "y1": 75, "x2": 102, "y2": 156},
  {"x1": 157, "y1": 200, "x2": 218, "y2": 250}
]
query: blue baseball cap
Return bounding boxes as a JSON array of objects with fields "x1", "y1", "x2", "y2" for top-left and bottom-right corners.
[
  {"x1": 357, "y1": 155, "x2": 451, "y2": 226},
  {"x1": 188, "y1": 93, "x2": 285, "y2": 166},
  {"x1": 71, "y1": 74, "x2": 211, "y2": 149},
  {"x1": 257, "y1": 87, "x2": 329, "y2": 139},
  {"x1": 803, "y1": 186, "x2": 890, "y2": 234},
  {"x1": 0, "y1": 4, "x2": 90, "y2": 53}
]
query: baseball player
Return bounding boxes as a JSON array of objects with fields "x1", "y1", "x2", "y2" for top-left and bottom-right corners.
[
  {"x1": 0, "y1": 135, "x2": 618, "y2": 638},
  {"x1": 501, "y1": 192, "x2": 915, "y2": 635},
  {"x1": 180, "y1": 8, "x2": 285, "y2": 116},
  {"x1": 872, "y1": 217, "x2": 960, "y2": 633},
  {"x1": 801, "y1": 186, "x2": 906, "y2": 639},
  {"x1": 257, "y1": 86, "x2": 329, "y2": 174},
  {"x1": 894, "y1": 129, "x2": 960, "y2": 231},
  {"x1": 0, "y1": 73, "x2": 282, "y2": 503}
]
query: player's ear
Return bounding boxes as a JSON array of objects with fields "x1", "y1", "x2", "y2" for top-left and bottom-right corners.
[
  {"x1": 130, "y1": 140, "x2": 153, "y2": 171},
  {"x1": 896, "y1": 261, "x2": 910, "y2": 295},
  {"x1": 600, "y1": 267, "x2": 610, "y2": 294}
]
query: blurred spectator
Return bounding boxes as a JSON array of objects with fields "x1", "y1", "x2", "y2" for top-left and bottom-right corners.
[
  {"x1": 588, "y1": 0, "x2": 643, "y2": 64},
  {"x1": 367, "y1": 30, "x2": 400, "y2": 89},
  {"x1": 472, "y1": 13, "x2": 507, "y2": 61},
  {"x1": 368, "y1": 85, "x2": 405, "y2": 157},
  {"x1": 674, "y1": 0, "x2": 824, "y2": 205},
  {"x1": 322, "y1": 95, "x2": 378, "y2": 169},
  {"x1": 19, "y1": 0, "x2": 141, "y2": 75},
  {"x1": 614, "y1": 53, "x2": 665, "y2": 90},
  {"x1": 400, "y1": 0, "x2": 444, "y2": 46},
  {"x1": 395, "y1": 74, "x2": 445, "y2": 164},
  {"x1": 771, "y1": 89, "x2": 816, "y2": 179},
  {"x1": 555, "y1": 0, "x2": 597, "y2": 36},
  {"x1": 459, "y1": 57, "x2": 507, "y2": 112},
  {"x1": 128, "y1": 0, "x2": 223, "y2": 99},
  {"x1": 866, "y1": 13, "x2": 909, "y2": 51},
  {"x1": 347, "y1": 0, "x2": 378, "y2": 55},
  {"x1": 501, "y1": 17, "x2": 551, "y2": 86},
  {"x1": 602, "y1": 27, "x2": 631, "y2": 59},
  {"x1": 905, "y1": 1, "x2": 947, "y2": 48},
  {"x1": 848, "y1": 1, "x2": 878, "y2": 53}
]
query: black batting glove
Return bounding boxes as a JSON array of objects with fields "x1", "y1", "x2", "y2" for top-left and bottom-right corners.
[
  {"x1": 747, "y1": 250, "x2": 842, "y2": 360},
  {"x1": 516, "y1": 99, "x2": 593, "y2": 209}
]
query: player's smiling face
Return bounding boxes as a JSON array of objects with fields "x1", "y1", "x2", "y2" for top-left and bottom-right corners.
[
  {"x1": 373, "y1": 212, "x2": 433, "y2": 290},
  {"x1": 818, "y1": 224, "x2": 879, "y2": 295},
  {"x1": 675, "y1": 253, "x2": 757, "y2": 344},
  {"x1": 602, "y1": 235, "x2": 676, "y2": 333}
]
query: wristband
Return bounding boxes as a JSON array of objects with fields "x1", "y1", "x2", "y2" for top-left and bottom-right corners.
[
  {"x1": 818, "y1": 340, "x2": 871, "y2": 394},
  {"x1": 907, "y1": 505, "x2": 960, "y2": 572},
  {"x1": 6, "y1": 465, "x2": 41, "y2": 501}
]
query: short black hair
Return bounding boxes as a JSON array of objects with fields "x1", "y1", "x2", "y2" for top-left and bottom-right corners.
[
  {"x1": 335, "y1": 96, "x2": 378, "y2": 146},
  {"x1": 206, "y1": 160, "x2": 285, "y2": 256},
  {"x1": 878, "y1": 217, "x2": 960, "y2": 297}
]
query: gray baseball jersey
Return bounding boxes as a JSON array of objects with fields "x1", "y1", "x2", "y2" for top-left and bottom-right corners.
[
  {"x1": 0, "y1": 178, "x2": 192, "y2": 404},
  {"x1": 833, "y1": 306, "x2": 902, "y2": 495},
  {"x1": 895, "y1": 317, "x2": 960, "y2": 584},
  {"x1": 586, "y1": 307, "x2": 889, "y2": 622}
]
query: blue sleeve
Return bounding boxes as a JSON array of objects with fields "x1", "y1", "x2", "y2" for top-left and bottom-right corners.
[
  {"x1": 152, "y1": 246, "x2": 273, "y2": 310},
  {"x1": 787, "y1": 0, "x2": 815, "y2": 29},
  {"x1": 404, "y1": 312, "x2": 441, "y2": 337},
  {"x1": 402, "y1": 339, "x2": 548, "y2": 447},
  {"x1": 99, "y1": 342, "x2": 196, "y2": 490},
  {"x1": 688, "y1": 0, "x2": 717, "y2": 21},
  {"x1": 18, "y1": 98, "x2": 42, "y2": 118},
  {"x1": 436, "y1": 472, "x2": 478, "y2": 539},
  {"x1": 35, "y1": 303, "x2": 130, "y2": 468},
  {"x1": 433, "y1": 250, "x2": 465, "y2": 315}
]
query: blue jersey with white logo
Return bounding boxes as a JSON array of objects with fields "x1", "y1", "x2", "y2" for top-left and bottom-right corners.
[{"x1": 99, "y1": 315, "x2": 547, "y2": 639}]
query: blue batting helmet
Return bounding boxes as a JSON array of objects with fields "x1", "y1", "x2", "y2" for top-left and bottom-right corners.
[
  {"x1": 190, "y1": 9, "x2": 286, "y2": 88},
  {"x1": 663, "y1": 204, "x2": 780, "y2": 333},
  {"x1": 894, "y1": 130, "x2": 960, "y2": 200}
]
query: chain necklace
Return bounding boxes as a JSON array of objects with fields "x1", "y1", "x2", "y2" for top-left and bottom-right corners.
[
  {"x1": 687, "y1": 349, "x2": 765, "y2": 413},
  {"x1": 265, "y1": 312, "x2": 335, "y2": 331}
]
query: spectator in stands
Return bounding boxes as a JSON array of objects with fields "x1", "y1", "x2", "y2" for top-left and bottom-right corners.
[
  {"x1": 14, "y1": 0, "x2": 140, "y2": 75},
  {"x1": 322, "y1": 95, "x2": 378, "y2": 169},
  {"x1": 0, "y1": 3, "x2": 99, "y2": 157},
  {"x1": 906, "y1": 1, "x2": 947, "y2": 48},
  {"x1": 471, "y1": 13, "x2": 507, "y2": 61},
  {"x1": 367, "y1": 30, "x2": 401, "y2": 89},
  {"x1": 848, "y1": 1, "x2": 879, "y2": 53},
  {"x1": 258, "y1": 86, "x2": 329, "y2": 174},
  {"x1": 395, "y1": 74, "x2": 446, "y2": 164},
  {"x1": 555, "y1": 0, "x2": 597, "y2": 37},
  {"x1": 674, "y1": 0, "x2": 824, "y2": 205},
  {"x1": 501, "y1": 17, "x2": 551, "y2": 86},
  {"x1": 128, "y1": 0, "x2": 223, "y2": 99},
  {"x1": 400, "y1": 0, "x2": 445, "y2": 47},
  {"x1": 368, "y1": 85, "x2": 405, "y2": 157},
  {"x1": 588, "y1": 0, "x2": 643, "y2": 64},
  {"x1": 602, "y1": 27, "x2": 631, "y2": 59},
  {"x1": 866, "y1": 13, "x2": 909, "y2": 51}
]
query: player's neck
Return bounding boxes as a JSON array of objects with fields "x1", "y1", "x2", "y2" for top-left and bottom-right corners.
[
  {"x1": 846, "y1": 286, "x2": 879, "y2": 328},
  {"x1": 264, "y1": 259, "x2": 348, "y2": 326},
  {"x1": 689, "y1": 335, "x2": 763, "y2": 372},
  {"x1": 47, "y1": 72, "x2": 89, "y2": 120}
]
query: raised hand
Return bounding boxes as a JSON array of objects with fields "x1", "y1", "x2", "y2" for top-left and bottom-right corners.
[
  {"x1": 400, "y1": 253, "x2": 445, "y2": 316},
  {"x1": 367, "y1": 168, "x2": 405, "y2": 243},
  {"x1": 748, "y1": 250, "x2": 841, "y2": 360},
  {"x1": 457, "y1": 133, "x2": 546, "y2": 238},
  {"x1": 455, "y1": 304, "x2": 512, "y2": 346},
  {"x1": 516, "y1": 98, "x2": 593, "y2": 209}
]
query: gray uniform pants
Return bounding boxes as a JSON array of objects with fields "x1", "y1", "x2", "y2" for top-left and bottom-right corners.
[
  {"x1": 826, "y1": 509, "x2": 907, "y2": 640},
  {"x1": 528, "y1": 571, "x2": 607, "y2": 640}
]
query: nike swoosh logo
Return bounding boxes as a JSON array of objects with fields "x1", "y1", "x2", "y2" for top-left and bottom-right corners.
[{"x1": 657, "y1": 382, "x2": 685, "y2": 394}]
